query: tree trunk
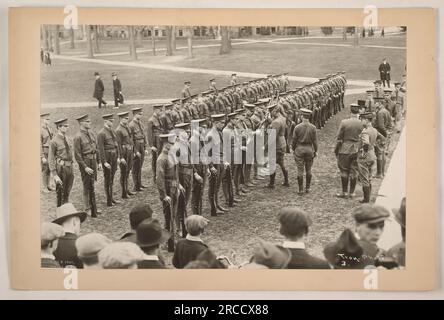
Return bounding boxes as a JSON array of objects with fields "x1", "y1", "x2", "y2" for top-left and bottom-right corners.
[
  {"x1": 342, "y1": 27, "x2": 347, "y2": 41},
  {"x1": 42, "y1": 25, "x2": 49, "y2": 51},
  {"x1": 136, "y1": 27, "x2": 143, "y2": 47},
  {"x1": 219, "y1": 26, "x2": 231, "y2": 54},
  {"x1": 186, "y1": 27, "x2": 193, "y2": 58},
  {"x1": 171, "y1": 26, "x2": 176, "y2": 50},
  {"x1": 69, "y1": 27, "x2": 75, "y2": 49},
  {"x1": 354, "y1": 27, "x2": 359, "y2": 46},
  {"x1": 54, "y1": 25, "x2": 60, "y2": 54},
  {"x1": 86, "y1": 25, "x2": 94, "y2": 58},
  {"x1": 128, "y1": 25, "x2": 137, "y2": 60},
  {"x1": 165, "y1": 26, "x2": 173, "y2": 56},
  {"x1": 93, "y1": 25, "x2": 100, "y2": 53},
  {"x1": 151, "y1": 26, "x2": 156, "y2": 56}
]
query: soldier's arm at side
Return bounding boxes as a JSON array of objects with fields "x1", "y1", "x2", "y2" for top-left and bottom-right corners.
[
  {"x1": 47, "y1": 140, "x2": 58, "y2": 176},
  {"x1": 312, "y1": 126, "x2": 318, "y2": 153},
  {"x1": 155, "y1": 157, "x2": 167, "y2": 200},
  {"x1": 146, "y1": 121, "x2": 154, "y2": 147},
  {"x1": 73, "y1": 135, "x2": 87, "y2": 170},
  {"x1": 97, "y1": 132, "x2": 106, "y2": 165},
  {"x1": 115, "y1": 129, "x2": 124, "y2": 160}
]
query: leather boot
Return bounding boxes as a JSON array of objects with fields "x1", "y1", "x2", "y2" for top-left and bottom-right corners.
[
  {"x1": 349, "y1": 177, "x2": 357, "y2": 198},
  {"x1": 297, "y1": 176, "x2": 304, "y2": 195},
  {"x1": 266, "y1": 173, "x2": 276, "y2": 189},
  {"x1": 282, "y1": 169, "x2": 290, "y2": 187},
  {"x1": 336, "y1": 176, "x2": 349, "y2": 198},
  {"x1": 305, "y1": 175, "x2": 312, "y2": 193},
  {"x1": 359, "y1": 186, "x2": 370, "y2": 203}
]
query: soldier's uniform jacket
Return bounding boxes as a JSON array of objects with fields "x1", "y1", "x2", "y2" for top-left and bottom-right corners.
[
  {"x1": 205, "y1": 128, "x2": 224, "y2": 168},
  {"x1": 129, "y1": 118, "x2": 147, "y2": 154},
  {"x1": 358, "y1": 126, "x2": 378, "y2": 161},
  {"x1": 174, "y1": 139, "x2": 195, "y2": 176},
  {"x1": 116, "y1": 123, "x2": 134, "y2": 157},
  {"x1": 41, "y1": 124, "x2": 53, "y2": 159},
  {"x1": 161, "y1": 113, "x2": 175, "y2": 132},
  {"x1": 73, "y1": 128, "x2": 99, "y2": 170},
  {"x1": 197, "y1": 101, "x2": 211, "y2": 119},
  {"x1": 156, "y1": 146, "x2": 179, "y2": 200},
  {"x1": 182, "y1": 87, "x2": 191, "y2": 99},
  {"x1": 113, "y1": 78, "x2": 122, "y2": 94},
  {"x1": 48, "y1": 133, "x2": 74, "y2": 175},
  {"x1": 336, "y1": 117, "x2": 364, "y2": 155},
  {"x1": 189, "y1": 134, "x2": 206, "y2": 176},
  {"x1": 170, "y1": 108, "x2": 182, "y2": 123},
  {"x1": 180, "y1": 106, "x2": 192, "y2": 123},
  {"x1": 373, "y1": 87, "x2": 385, "y2": 99},
  {"x1": 384, "y1": 98, "x2": 396, "y2": 117},
  {"x1": 391, "y1": 89, "x2": 404, "y2": 107},
  {"x1": 188, "y1": 102, "x2": 200, "y2": 120},
  {"x1": 365, "y1": 97, "x2": 375, "y2": 113},
  {"x1": 97, "y1": 126, "x2": 120, "y2": 165},
  {"x1": 93, "y1": 78, "x2": 105, "y2": 99},
  {"x1": 209, "y1": 84, "x2": 218, "y2": 94},
  {"x1": 269, "y1": 115, "x2": 287, "y2": 153},
  {"x1": 292, "y1": 121, "x2": 318, "y2": 154},
  {"x1": 373, "y1": 106, "x2": 392, "y2": 137}
]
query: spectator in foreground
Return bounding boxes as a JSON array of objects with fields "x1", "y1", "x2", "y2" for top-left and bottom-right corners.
[
  {"x1": 172, "y1": 215, "x2": 210, "y2": 269},
  {"x1": 41, "y1": 222, "x2": 65, "y2": 268},
  {"x1": 277, "y1": 207, "x2": 330, "y2": 269},
  {"x1": 243, "y1": 241, "x2": 291, "y2": 269},
  {"x1": 52, "y1": 203, "x2": 87, "y2": 269},
  {"x1": 75, "y1": 233, "x2": 112, "y2": 269},
  {"x1": 387, "y1": 197, "x2": 406, "y2": 267},
  {"x1": 119, "y1": 204, "x2": 153, "y2": 240},
  {"x1": 323, "y1": 229, "x2": 365, "y2": 269},
  {"x1": 129, "y1": 218, "x2": 170, "y2": 269},
  {"x1": 99, "y1": 242, "x2": 145, "y2": 269},
  {"x1": 352, "y1": 204, "x2": 390, "y2": 267},
  {"x1": 193, "y1": 249, "x2": 226, "y2": 269}
]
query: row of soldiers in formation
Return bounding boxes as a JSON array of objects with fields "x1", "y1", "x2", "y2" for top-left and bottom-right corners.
[{"x1": 42, "y1": 71, "x2": 404, "y2": 253}]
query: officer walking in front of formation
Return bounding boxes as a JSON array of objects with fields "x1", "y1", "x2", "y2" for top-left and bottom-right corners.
[
  {"x1": 182, "y1": 81, "x2": 192, "y2": 99},
  {"x1": 129, "y1": 107, "x2": 148, "y2": 191},
  {"x1": 93, "y1": 72, "x2": 107, "y2": 108},
  {"x1": 230, "y1": 73, "x2": 238, "y2": 86},
  {"x1": 357, "y1": 112, "x2": 378, "y2": 203},
  {"x1": 147, "y1": 105, "x2": 164, "y2": 182},
  {"x1": 209, "y1": 78, "x2": 218, "y2": 94},
  {"x1": 73, "y1": 114, "x2": 100, "y2": 217},
  {"x1": 41, "y1": 112, "x2": 54, "y2": 192},
  {"x1": 335, "y1": 104, "x2": 363, "y2": 199},
  {"x1": 97, "y1": 114, "x2": 121, "y2": 207},
  {"x1": 48, "y1": 118, "x2": 74, "y2": 207},
  {"x1": 292, "y1": 108, "x2": 318, "y2": 196},
  {"x1": 112, "y1": 72, "x2": 124, "y2": 109},
  {"x1": 156, "y1": 133, "x2": 184, "y2": 252},
  {"x1": 115, "y1": 111, "x2": 135, "y2": 199}
]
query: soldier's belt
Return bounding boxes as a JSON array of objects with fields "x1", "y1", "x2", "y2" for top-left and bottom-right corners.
[
  {"x1": 105, "y1": 148, "x2": 117, "y2": 152},
  {"x1": 134, "y1": 137, "x2": 145, "y2": 141},
  {"x1": 57, "y1": 159, "x2": 73, "y2": 167},
  {"x1": 42, "y1": 145, "x2": 49, "y2": 149},
  {"x1": 84, "y1": 154, "x2": 97, "y2": 160},
  {"x1": 122, "y1": 144, "x2": 133, "y2": 150}
]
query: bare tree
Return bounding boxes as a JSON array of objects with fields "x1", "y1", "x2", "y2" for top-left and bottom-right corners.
[
  {"x1": 354, "y1": 27, "x2": 360, "y2": 46},
  {"x1": 151, "y1": 26, "x2": 156, "y2": 56},
  {"x1": 136, "y1": 27, "x2": 143, "y2": 47},
  {"x1": 128, "y1": 25, "x2": 137, "y2": 60},
  {"x1": 171, "y1": 26, "x2": 176, "y2": 50},
  {"x1": 54, "y1": 25, "x2": 60, "y2": 54},
  {"x1": 165, "y1": 26, "x2": 174, "y2": 56},
  {"x1": 186, "y1": 26, "x2": 193, "y2": 58},
  {"x1": 342, "y1": 27, "x2": 347, "y2": 41},
  {"x1": 93, "y1": 25, "x2": 101, "y2": 53},
  {"x1": 69, "y1": 26, "x2": 75, "y2": 49},
  {"x1": 86, "y1": 25, "x2": 94, "y2": 58},
  {"x1": 220, "y1": 26, "x2": 231, "y2": 54},
  {"x1": 42, "y1": 25, "x2": 49, "y2": 51}
]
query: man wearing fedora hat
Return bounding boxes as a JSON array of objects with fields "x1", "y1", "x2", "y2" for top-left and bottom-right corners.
[
  {"x1": 41, "y1": 113, "x2": 54, "y2": 193},
  {"x1": 128, "y1": 218, "x2": 170, "y2": 269},
  {"x1": 323, "y1": 228, "x2": 366, "y2": 269},
  {"x1": 93, "y1": 72, "x2": 107, "y2": 108},
  {"x1": 112, "y1": 72, "x2": 123, "y2": 109},
  {"x1": 173, "y1": 215, "x2": 210, "y2": 269},
  {"x1": 41, "y1": 222, "x2": 65, "y2": 268},
  {"x1": 98, "y1": 114, "x2": 121, "y2": 207},
  {"x1": 119, "y1": 204, "x2": 153, "y2": 240},
  {"x1": 48, "y1": 118, "x2": 74, "y2": 207},
  {"x1": 387, "y1": 197, "x2": 406, "y2": 267},
  {"x1": 277, "y1": 207, "x2": 330, "y2": 269},
  {"x1": 75, "y1": 233, "x2": 112, "y2": 269},
  {"x1": 52, "y1": 203, "x2": 87, "y2": 268}
]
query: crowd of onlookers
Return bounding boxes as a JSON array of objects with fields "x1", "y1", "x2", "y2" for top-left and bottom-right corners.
[{"x1": 41, "y1": 197, "x2": 405, "y2": 269}]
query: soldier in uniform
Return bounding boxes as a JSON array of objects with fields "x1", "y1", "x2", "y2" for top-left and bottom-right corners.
[
  {"x1": 181, "y1": 81, "x2": 191, "y2": 99},
  {"x1": 156, "y1": 133, "x2": 184, "y2": 252},
  {"x1": 147, "y1": 105, "x2": 164, "y2": 182},
  {"x1": 292, "y1": 108, "x2": 318, "y2": 196},
  {"x1": 230, "y1": 73, "x2": 237, "y2": 86},
  {"x1": 222, "y1": 112, "x2": 237, "y2": 207},
  {"x1": 357, "y1": 112, "x2": 378, "y2": 203},
  {"x1": 97, "y1": 114, "x2": 121, "y2": 207},
  {"x1": 190, "y1": 119, "x2": 207, "y2": 215},
  {"x1": 129, "y1": 107, "x2": 148, "y2": 191},
  {"x1": 373, "y1": 98, "x2": 392, "y2": 178},
  {"x1": 209, "y1": 78, "x2": 218, "y2": 94},
  {"x1": 373, "y1": 80, "x2": 385, "y2": 98},
  {"x1": 48, "y1": 118, "x2": 74, "y2": 207},
  {"x1": 161, "y1": 103, "x2": 176, "y2": 132},
  {"x1": 206, "y1": 114, "x2": 230, "y2": 216},
  {"x1": 73, "y1": 114, "x2": 100, "y2": 217},
  {"x1": 93, "y1": 72, "x2": 107, "y2": 108},
  {"x1": 115, "y1": 111, "x2": 135, "y2": 199},
  {"x1": 335, "y1": 104, "x2": 363, "y2": 199},
  {"x1": 392, "y1": 82, "x2": 405, "y2": 132},
  {"x1": 41, "y1": 112, "x2": 54, "y2": 192},
  {"x1": 365, "y1": 90, "x2": 375, "y2": 112},
  {"x1": 383, "y1": 89, "x2": 396, "y2": 119},
  {"x1": 267, "y1": 104, "x2": 289, "y2": 188}
]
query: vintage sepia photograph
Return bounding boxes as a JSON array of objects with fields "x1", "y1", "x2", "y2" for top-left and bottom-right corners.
[{"x1": 39, "y1": 24, "x2": 406, "y2": 271}]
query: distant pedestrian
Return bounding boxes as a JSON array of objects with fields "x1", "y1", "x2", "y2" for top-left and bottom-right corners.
[
  {"x1": 378, "y1": 58, "x2": 391, "y2": 88},
  {"x1": 112, "y1": 72, "x2": 124, "y2": 109},
  {"x1": 93, "y1": 72, "x2": 107, "y2": 108}
]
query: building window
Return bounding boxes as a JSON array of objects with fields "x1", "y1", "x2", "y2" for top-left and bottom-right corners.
[
  {"x1": 155, "y1": 29, "x2": 159, "y2": 36},
  {"x1": 271, "y1": 27, "x2": 276, "y2": 33},
  {"x1": 179, "y1": 29, "x2": 183, "y2": 37},
  {"x1": 162, "y1": 30, "x2": 166, "y2": 37},
  {"x1": 256, "y1": 27, "x2": 260, "y2": 34}
]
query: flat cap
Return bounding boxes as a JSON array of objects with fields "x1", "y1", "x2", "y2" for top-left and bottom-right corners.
[
  {"x1": 352, "y1": 204, "x2": 390, "y2": 224},
  {"x1": 102, "y1": 113, "x2": 115, "y2": 120},
  {"x1": 75, "y1": 233, "x2": 112, "y2": 259},
  {"x1": 98, "y1": 242, "x2": 145, "y2": 269},
  {"x1": 252, "y1": 241, "x2": 291, "y2": 269}
]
